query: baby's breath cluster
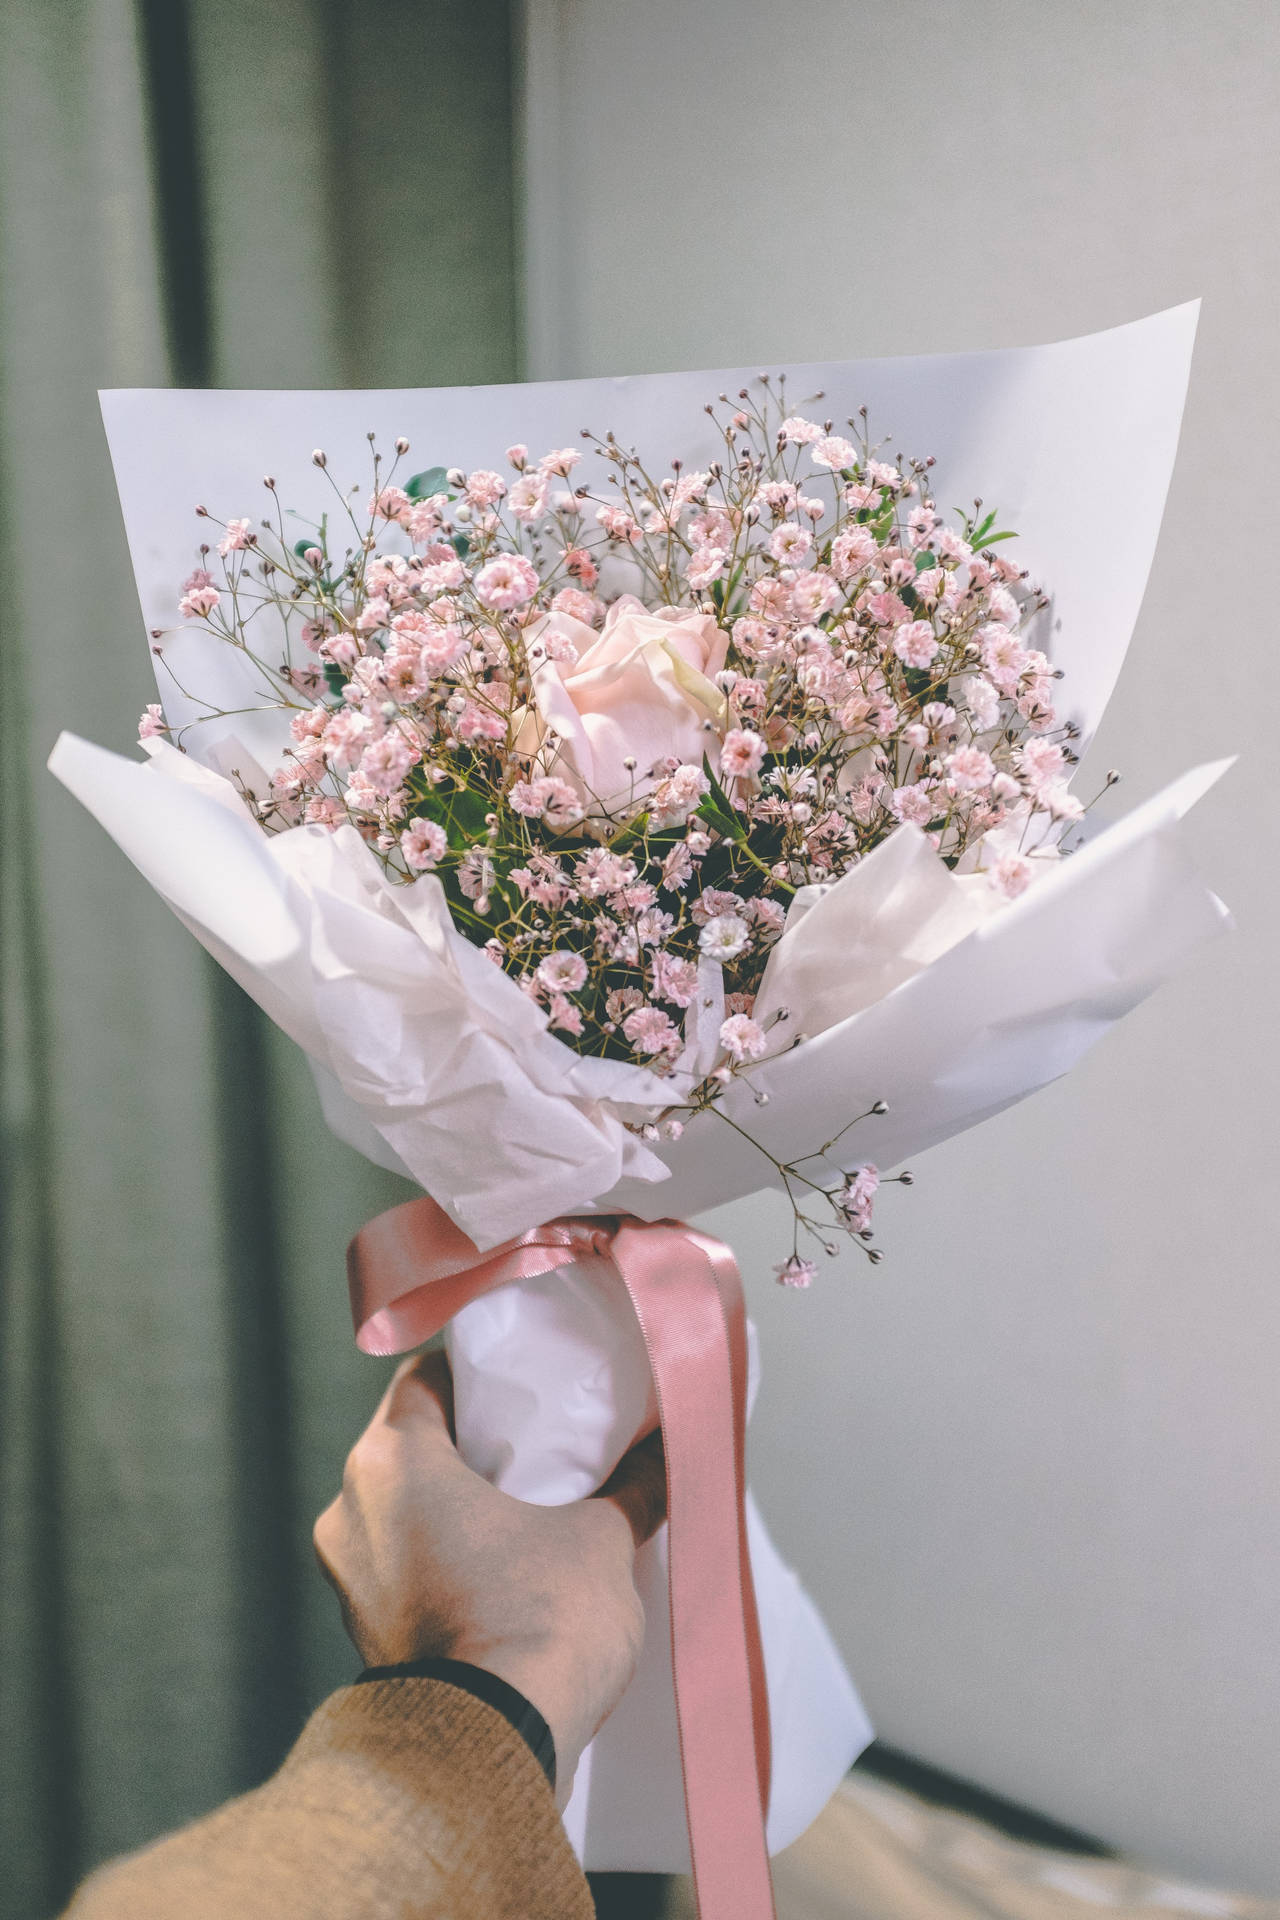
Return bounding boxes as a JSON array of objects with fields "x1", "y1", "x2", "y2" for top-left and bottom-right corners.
[{"x1": 147, "y1": 380, "x2": 1092, "y2": 1267}]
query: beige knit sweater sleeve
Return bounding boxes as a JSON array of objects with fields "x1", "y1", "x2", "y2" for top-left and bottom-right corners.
[{"x1": 63, "y1": 1677, "x2": 596, "y2": 1920}]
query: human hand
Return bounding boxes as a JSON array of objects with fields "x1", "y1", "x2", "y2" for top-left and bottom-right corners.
[{"x1": 313, "y1": 1350, "x2": 666, "y2": 1804}]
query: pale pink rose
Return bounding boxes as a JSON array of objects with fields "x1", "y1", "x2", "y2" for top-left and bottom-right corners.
[
  {"x1": 401, "y1": 817, "x2": 447, "y2": 870},
  {"x1": 719, "y1": 1013, "x2": 767, "y2": 1062},
  {"x1": 474, "y1": 554, "x2": 539, "y2": 609},
  {"x1": 515, "y1": 596, "x2": 728, "y2": 821}
]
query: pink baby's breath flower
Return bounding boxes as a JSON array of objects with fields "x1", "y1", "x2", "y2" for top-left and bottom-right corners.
[
  {"x1": 830, "y1": 526, "x2": 878, "y2": 580},
  {"x1": 790, "y1": 571, "x2": 840, "y2": 621},
  {"x1": 509, "y1": 473, "x2": 549, "y2": 522},
  {"x1": 464, "y1": 469, "x2": 506, "y2": 507},
  {"x1": 686, "y1": 546, "x2": 728, "y2": 591},
  {"x1": 561, "y1": 546, "x2": 598, "y2": 587},
  {"x1": 548, "y1": 993, "x2": 584, "y2": 1037},
  {"x1": 649, "y1": 763, "x2": 708, "y2": 830},
  {"x1": 539, "y1": 447, "x2": 581, "y2": 476},
  {"x1": 372, "y1": 486, "x2": 412, "y2": 524},
  {"x1": 769, "y1": 522, "x2": 812, "y2": 564},
  {"x1": 360, "y1": 731, "x2": 417, "y2": 796},
  {"x1": 891, "y1": 782, "x2": 935, "y2": 825},
  {"x1": 698, "y1": 912, "x2": 751, "y2": 961},
  {"x1": 537, "y1": 949, "x2": 589, "y2": 994},
  {"x1": 720, "y1": 728, "x2": 766, "y2": 779},
  {"x1": 455, "y1": 703, "x2": 507, "y2": 745},
  {"x1": 961, "y1": 675, "x2": 1001, "y2": 731},
  {"x1": 746, "y1": 897, "x2": 785, "y2": 942},
  {"x1": 505, "y1": 443, "x2": 528, "y2": 469},
  {"x1": 305, "y1": 794, "x2": 345, "y2": 830},
  {"x1": 474, "y1": 553, "x2": 539, "y2": 609},
  {"x1": 651, "y1": 950, "x2": 699, "y2": 1007},
  {"x1": 401, "y1": 817, "x2": 447, "y2": 871},
  {"x1": 838, "y1": 1164, "x2": 880, "y2": 1230},
  {"x1": 780, "y1": 416, "x2": 822, "y2": 444},
  {"x1": 892, "y1": 620, "x2": 939, "y2": 670},
  {"x1": 989, "y1": 851, "x2": 1033, "y2": 898},
  {"x1": 550, "y1": 587, "x2": 601, "y2": 625},
  {"x1": 179, "y1": 584, "x2": 220, "y2": 619},
  {"x1": 596, "y1": 503, "x2": 642, "y2": 545},
  {"x1": 945, "y1": 746, "x2": 996, "y2": 793},
  {"x1": 986, "y1": 583, "x2": 1021, "y2": 626},
  {"x1": 811, "y1": 434, "x2": 857, "y2": 471},
  {"x1": 774, "y1": 1255, "x2": 817, "y2": 1288},
  {"x1": 510, "y1": 775, "x2": 584, "y2": 829},
  {"x1": 1014, "y1": 737, "x2": 1067, "y2": 792},
  {"x1": 979, "y1": 625, "x2": 1029, "y2": 691},
  {"x1": 719, "y1": 1013, "x2": 767, "y2": 1062},
  {"x1": 458, "y1": 847, "x2": 495, "y2": 901},
  {"x1": 622, "y1": 1003, "x2": 681, "y2": 1058},
  {"x1": 1042, "y1": 781, "x2": 1085, "y2": 823},
  {"x1": 217, "y1": 517, "x2": 253, "y2": 555},
  {"x1": 689, "y1": 508, "x2": 734, "y2": 549},
  {"x1": 138, "y1": 703, "x2": 167, "y2": 740}
]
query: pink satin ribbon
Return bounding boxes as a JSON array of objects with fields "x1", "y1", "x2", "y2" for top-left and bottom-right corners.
[{"x1": 347, "y1": 1199, "x2": 776, "y2": 1920}]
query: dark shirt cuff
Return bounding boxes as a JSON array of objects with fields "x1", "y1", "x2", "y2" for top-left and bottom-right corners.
[{"x1": 355, "y1": 1655, "x2": 556, "y2": 1790}]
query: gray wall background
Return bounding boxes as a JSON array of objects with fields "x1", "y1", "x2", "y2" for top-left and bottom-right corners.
[{"x1": 519, "y1": 0, "x2": 1279, "y2": 1892}]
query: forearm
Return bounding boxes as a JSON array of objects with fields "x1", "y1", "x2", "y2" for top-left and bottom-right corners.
[{"x1": 63, "y1": 1678, "x2": 594, "y2": 1920}]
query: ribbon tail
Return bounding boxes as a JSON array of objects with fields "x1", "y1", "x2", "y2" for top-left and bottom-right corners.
[{"x1": 613, "y1": 1220, "x2": 776, "y2": 1920}]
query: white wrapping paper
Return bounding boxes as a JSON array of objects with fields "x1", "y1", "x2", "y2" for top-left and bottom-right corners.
[{"x1": 49, "y1": 305, "x2": 1231, "y2": 1870}]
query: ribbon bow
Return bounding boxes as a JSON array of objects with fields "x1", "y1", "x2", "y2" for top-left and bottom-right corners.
[{"x1": 347, "y1": 1198, "x2": 776, "y2": 1920}]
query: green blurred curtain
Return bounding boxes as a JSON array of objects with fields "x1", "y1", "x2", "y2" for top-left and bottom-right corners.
[{"x1": 0, "y1": 3, "x2": 518, "y2": 1912}]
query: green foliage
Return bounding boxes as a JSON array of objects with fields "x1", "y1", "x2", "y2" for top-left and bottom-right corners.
[{"x1": 406, "y1": 466, "x2": 450, "y2": 500}]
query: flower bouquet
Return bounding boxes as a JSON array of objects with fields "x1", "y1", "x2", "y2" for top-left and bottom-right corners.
[{"x1": 50, "y1": 304, "x2": 1229, "y2": 1914}]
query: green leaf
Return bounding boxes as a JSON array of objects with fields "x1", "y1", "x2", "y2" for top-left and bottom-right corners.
[
  {"x1": 406, "y1": 466, "x2": 450, "y2": 500},
  {"x1": 695, "y1": 756, "x2": 748, "y2": 843},
  {"x1": 451, "y1": 530, "x2": 470, "y2": 558},
  {"x1": 976, "y1": 528, "x2": 1018, "y2": 548}
]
